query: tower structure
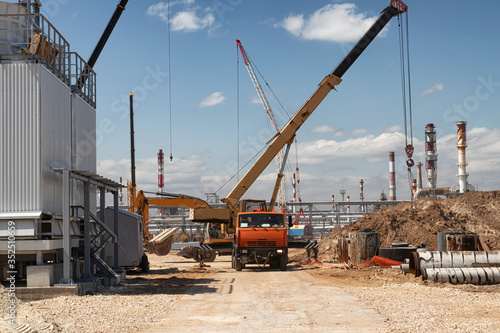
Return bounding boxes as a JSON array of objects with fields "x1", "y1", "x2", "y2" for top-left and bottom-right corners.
[
  {"x1": 389, "y1": 152, "x2": 396, "y2": 201},
  {"x1": 425, "y1": 123, "x2": 438, "y2": 189},
  {"x1": 456, "y1": 121, "x2": 468, "y2": 193}
]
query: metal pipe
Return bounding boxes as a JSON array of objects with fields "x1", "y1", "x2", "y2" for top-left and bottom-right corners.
[
  {"x1": 389, "y1": 152, "x2": 396, "y2": 201},
  {"x1": 409, "y1": 251, "x2": 500, "y2": 277},
  {"x1": 456, "y1": 121, "x2": 468, "y2": 193},
  {"x1": 422, "y1": 267, "x2": 500, "y2": 284}
]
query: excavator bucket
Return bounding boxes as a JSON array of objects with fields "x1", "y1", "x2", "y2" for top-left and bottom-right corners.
[
  {"x1": 146, "y1": 227, "x2": 178, "y2": 256},
  {"x1": 177, "y1": 246, "x2": 217, "y2": 262}
]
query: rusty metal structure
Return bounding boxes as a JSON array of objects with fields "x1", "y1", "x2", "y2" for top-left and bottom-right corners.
[{"x1": 347, "y1": 230, "x2": 380, "y2": 265}]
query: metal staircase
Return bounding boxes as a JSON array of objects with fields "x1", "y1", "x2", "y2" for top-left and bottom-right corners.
[{"x1": 88, "y1": 211, "x2": 119, "y2": 279}]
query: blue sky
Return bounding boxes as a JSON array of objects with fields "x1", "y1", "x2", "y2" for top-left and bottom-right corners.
[{"x1": 39, "y1": 0, "x2": 500, "y2": 203}]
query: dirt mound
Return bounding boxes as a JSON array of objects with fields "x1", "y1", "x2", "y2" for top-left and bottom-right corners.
[{"x1": 319, "y1": 191, "x2": 500, "y2": 261}]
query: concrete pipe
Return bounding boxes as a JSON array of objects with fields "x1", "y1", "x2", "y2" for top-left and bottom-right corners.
[
  {"x1": 409, "y1": 251, "x2": 500, "y2": 277},
  {"x1": 422, "y1": 267, "x2": 500, "y2": 285}
]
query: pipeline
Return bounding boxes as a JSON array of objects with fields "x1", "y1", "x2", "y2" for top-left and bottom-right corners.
[
  {"x1": 409, "y1": 251, "x2": 500, "y2": 277},
  {"x1": 422, "y1": 267, "x2": 500, "y2": 284}
]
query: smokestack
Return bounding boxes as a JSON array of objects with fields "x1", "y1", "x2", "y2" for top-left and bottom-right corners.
[
  {"x1": 158, "y1": 149, "x2": 164, "y2": 192},
  {"x1": 389, "y1": 152, "x2": 396, "y2": 201},
  {"x1": 456, "y1": 121, "x2": 468, "y2": 193},
  {"x1": 412, "y1": 179, "x2": 417, "y2": 197},
  {"x1": 359, "y1": 179, "x2": 364, "y2": 201},
  {"x1": 119, "y1": 177, "x2": 123, "y2": 204},
  {"x1": 425, "y1": 123, "x2": 438, "y2": 189},
  {"x1": 416, "y1": 162, "x2": 423, "y2": 190}
]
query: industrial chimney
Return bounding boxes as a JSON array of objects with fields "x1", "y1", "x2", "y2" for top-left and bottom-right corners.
[
  {"x1": 359, "y1": 179, "x2": 364, "y2": 201},
  {"x1": 158, "y1": 149, "x2": 164, "y2": 193},
  {"x1": 425, "y1": 123, "x2": 438, "y2": 189},
  {"x1": 389, "y1": 152, "x2": 396, "y2": 201},
  {"x1": 415, "y1": 162, "x2": 423, "y2": 191},
  {"x1": 456, "y1": 121, "x2": 468, "y2": 193}
]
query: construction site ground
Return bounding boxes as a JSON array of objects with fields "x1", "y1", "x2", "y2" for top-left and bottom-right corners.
[
  {"x1": 1, "y1": 248, "x2": 499, "y2": 333},
  {"x1": 2, "y1": 191, "x2": 500, "y2": 332}
]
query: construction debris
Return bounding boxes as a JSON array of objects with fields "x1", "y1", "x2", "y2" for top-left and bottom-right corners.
[{"x1": 318, "y1": 191, "x2": 500, "y2": 263}]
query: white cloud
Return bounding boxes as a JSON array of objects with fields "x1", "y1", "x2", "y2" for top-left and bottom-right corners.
[
  {"x1": 351, "y1": 128, "x2": 368, "y2": 136},
  {"x1": 147, "y1": 3, "x2": 170, "y2": 22},
  {"x1": 297, "y1": 131, "x2": 414, "y2": 164},
  {"x1": 310, "y1": 125, "x2": 335, "y2": 133},
  {"x1": 198, "y1": 92, "x2": 226, "y2": 108},
  {"x1": 98, "y1": 155, "x2": 208, "y2": 196},
  {"x1": 276, "y1": 3, "x2": 380, "y2": 43},
  {"x1": 97, "y1": 127, "x2": 500, "y2": 204},
  {"x1": 383, "y1": 124, "x2": 402, "y2": 133},
  {"x1": 147, "y1": 2, "x2": 216, "y2": 32},
  {"x1": 366, "y1": 157, "x2": 383, "y2": 163},
  {"x1": 310, "y1": 126, "x2": 369, "y2": 137},
  {"x1": 171, "y1": 11, "x2": 215, "y2": 31},
  {"x1": 251, "y1": 97, "x2": 261, "y2": 104},
  {"x1": 420, "y1": 83, "x2": 444, "y2": 96}
]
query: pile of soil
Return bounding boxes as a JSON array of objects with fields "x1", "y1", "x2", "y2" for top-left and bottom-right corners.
[{"x1": 318, "y1": 191, "x2": 500, "y2": 262}]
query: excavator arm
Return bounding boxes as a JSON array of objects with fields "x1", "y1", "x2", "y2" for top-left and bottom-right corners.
[{"x1": 222, "y1": 0, "x2": 407, "y2": 212}]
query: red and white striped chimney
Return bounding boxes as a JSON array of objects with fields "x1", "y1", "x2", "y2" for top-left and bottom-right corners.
[{"x1": 389, "y1": 152, "x2": 396, "y2": 201}]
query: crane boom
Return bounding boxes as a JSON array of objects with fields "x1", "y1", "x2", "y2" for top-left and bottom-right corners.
[
  {"x1": 237, "y1": 40, "x2": 280, "y2": 133},
  {"x1": 222, "y1": 1, "x2": 407, "y2": 212},
  {"x1": 237, "y1": 39, "x2": 287, "y2": 210}
]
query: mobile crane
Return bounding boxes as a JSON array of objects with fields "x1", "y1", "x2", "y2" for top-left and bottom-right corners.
[{"x1": 189, "y1": 0, "x2": 408, "y2": 270}]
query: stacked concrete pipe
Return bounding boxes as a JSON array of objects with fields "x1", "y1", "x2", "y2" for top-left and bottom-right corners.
[{"x1": 409, "y1": 251, "x2": 500, "y2": 284}]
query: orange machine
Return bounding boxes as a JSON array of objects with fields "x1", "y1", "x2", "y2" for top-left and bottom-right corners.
[{"x1": 232, "y1": 211, "x2": 288, "y2": 271}]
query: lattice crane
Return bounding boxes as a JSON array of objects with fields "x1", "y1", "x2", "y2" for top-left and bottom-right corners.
[{"x1": 237, "y1": 39, "x2": 287, "y2": 210}]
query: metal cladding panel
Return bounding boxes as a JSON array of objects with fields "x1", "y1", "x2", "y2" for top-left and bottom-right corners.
[
  {"x1": 71, "y1": 93, "x2": 96, "y2": 211},
  {"x1": 40, "y1": 65, "x2": 71, "y2": 215},
  {"x1": 73, "y1": 93, "x2": 96, "y2": 172},
  {"x1": 0, "y1": 62, "x2": 71, "y2": 214},
  {"x1": 0, "y1": 62, "x2": 41, "y2": 212}
]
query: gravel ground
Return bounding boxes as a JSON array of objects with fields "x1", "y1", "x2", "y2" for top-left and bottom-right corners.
[
  {"x1": 340, "y1": 281, "x2": 500, "y2": 332},
  {"x1": 27, "y1": 293, "x2": 180, "y2": 333},
  {"x1": 3, "y1": 253, "x2": 500, "y2": 332}
]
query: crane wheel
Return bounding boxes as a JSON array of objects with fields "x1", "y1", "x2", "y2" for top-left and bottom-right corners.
[
  {"x1": 139, "y1": 254, "x2": 150, "y2": 273},
  {"x1": 279, "y1": 255, "x2": 287, "y2": 271},
  {"x1": 235, "y1": 257, "x2": 243, "y2": 271}
]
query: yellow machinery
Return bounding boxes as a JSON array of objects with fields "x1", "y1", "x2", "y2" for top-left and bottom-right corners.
[{"x1": 128, "y1": 0, "x2": 408, "y2": 264}]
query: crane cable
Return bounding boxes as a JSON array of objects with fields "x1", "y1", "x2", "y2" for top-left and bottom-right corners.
[
  {"x1": 236, "y1": 42, "x2": 240, "y2": 182},
  {"x1": 398, "y1": 11, "x2": 415, "y2": 207},
  {"x1": 167, "y1": 0, "x2": 173, "y2": 161}
]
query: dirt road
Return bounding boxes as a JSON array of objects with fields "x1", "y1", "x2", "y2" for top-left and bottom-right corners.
[{"x1": 144, "y1": 254, "x2": 388, "y2": 333}]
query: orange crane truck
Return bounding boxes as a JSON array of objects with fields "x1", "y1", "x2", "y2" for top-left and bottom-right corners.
[
  {"x1": 232, "y1": 211, "x2": 288, "y2": 271},
  {"x1": 191, "y1": 0, "x2": 408, "y2": 271}
]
